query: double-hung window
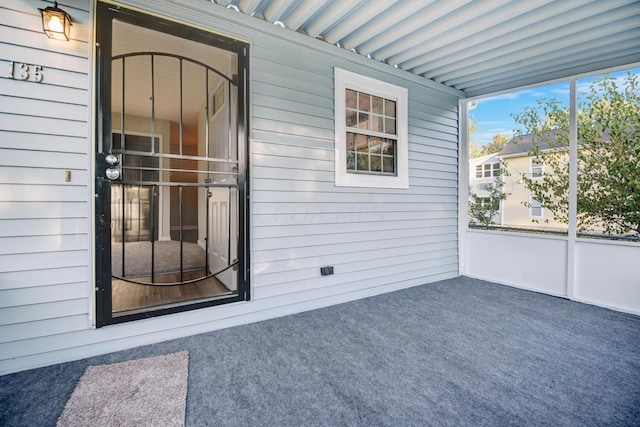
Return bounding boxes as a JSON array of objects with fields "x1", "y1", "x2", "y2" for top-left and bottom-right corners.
[
  {"x1": 531, "y1": 158, "x2": 543, "y2": 178},
  {"x1": 334, "y1": 68, "x2": 408, "y2": 188},
  {"x1": 529, "y1": 196, "x2": 543, "y2": 218}
]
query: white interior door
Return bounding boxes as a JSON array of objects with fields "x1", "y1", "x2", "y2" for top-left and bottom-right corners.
[{"x1": 209, "y1": 187, "x2": 237, "y2": 291}]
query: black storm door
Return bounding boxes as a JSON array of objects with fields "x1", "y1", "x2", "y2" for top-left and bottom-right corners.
[{"x1": 95, "y1": 2, "x2": 249, "y2": 326}]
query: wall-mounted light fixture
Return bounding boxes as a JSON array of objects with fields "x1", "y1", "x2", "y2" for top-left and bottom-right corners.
[{"x1": 39, "y1": 2, "x2": 72, "y2": 41}]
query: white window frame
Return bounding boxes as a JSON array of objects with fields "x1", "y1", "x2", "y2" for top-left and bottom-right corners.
[
  {"x1": 530, "y1": 158, "x2": 543, "y2": 178},
  {"x1": 529, "y1": 195, "x2": 544, "y2": 218},
  {"x1": 334, "y1": 68, "x2": 408, "y2": 188},
  {"x1": 475, "y1": 162, "x2": 500, "y2": 179}
]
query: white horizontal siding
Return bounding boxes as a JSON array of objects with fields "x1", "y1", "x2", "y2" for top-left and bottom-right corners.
[
  {"x1": 0, "y1": 266, "x2": 89, "y2": 290},
  {"x1": 254, "y1": 248, "x2": 459, "y2": 287},
  {"x1": 0, "y1": 201, "x2": 88, "y2": 218},
  {"x1": 0, "y1": 0, "x2": 464, "y2": 375},
  {"x1": 0, "y1": 130, "x2": 87, "y2": 153},
  {"x1": 0, "y1": 315, "x2": 89, "y2": 343},
  {"x1": 0, "y1": 282, "x2": 90, "y2": 308},
  {"x1": 0, "y1": 0, "x2": 92, "y2": 373},
  {"x1": 0, "y1": 250, "x2": 89, "y2": 273},
  {"x1": 248, "y1": 17, "x2": 460, "y2": 327},
  {"x1": 0, "y1": 299, "x2": 88, "y2": 326}
]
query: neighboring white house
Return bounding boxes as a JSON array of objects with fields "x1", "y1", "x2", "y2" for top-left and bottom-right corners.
[
  {"x1": 468, "y1": 153, "x2": 503, "y2": 225},
  {"x1": 468, "y1": 134, "x2": 565, "y2": 231},
  {"x1": 496, "y1": 135, "x2": 566, "y2": 231}
]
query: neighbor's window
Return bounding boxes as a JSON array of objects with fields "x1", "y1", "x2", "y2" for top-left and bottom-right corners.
[
  {"x1": 480, "y1": 196, "x2": 500, "y2": 212},
  {"x1": 531, "y1": 159, "x2": 543, "y2": 178},
  {"x1": 335, "y1": 68, "x2": 408, "y2": 188},
  {"x1": 529, "y1": 196, "x2": 543, "y2": 218},
  {"x1": 476, "y1": 162, "x2": 500, "y2": 178}
]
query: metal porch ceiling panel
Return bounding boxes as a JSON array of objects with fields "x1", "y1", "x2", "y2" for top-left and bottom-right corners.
[{"x1": 209, "y1": 0, "x2": 640, "y2": 97}]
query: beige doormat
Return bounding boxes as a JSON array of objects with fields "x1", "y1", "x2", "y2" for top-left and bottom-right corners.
[{"x1": 57, "y1": 351, "x2": 189, "y2": 427}]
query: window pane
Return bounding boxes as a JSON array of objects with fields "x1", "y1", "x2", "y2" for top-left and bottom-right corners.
[
  {"x1": 357, "y1": 112, "x2": 369, "y2": 129},
  {"x1": 346, "y1": 132, "x2": 356, "y2": 151},
  {"x1": 372, "y1": 96, "x2": 383, "y2": 115},
  {"x1": 356, "y1": 134, "x2": 368, "y2": 152},
  {"x1": 468, "y1": 80, "x2": 569, "y2": 231},
  {"x1": 371, "y1": 155, "x2": 382, "y2": 172},
  {"x1": 346, "y1": 89, "x2": 357, "y2": 109},
  {"x1": 577, "y1": 67, "x2": 640, "y2": 239},
  {"x1": 385, "y1": 99, "x2": 396, "y2": 117},
  {"x1": 385, "y1": 117, "x2": 396, "y2": 135},
  {"x1": 347, "y1": 152, "x2": 355, "y2": 170},
  {"x1": 357, "y1": 153, "x2": 369, "y2": 170},
  {"x1": 382, "y1": 156, "x2": 394, "y2": 174},
  {"x1": 372, "y1": 115, "x2": 384, "y2": 133},
  {"x1": 358, "y1": 92, "x2": 370, "y2": 112},
  {"x1": 346, "y1": 109, "x2": 357, "y2": 128},
  {"x1": 370, "y1": 137, "x2": 382, "y2": 154},
  {"x1": 382, "y1": 139, "x2": 395, "y2": 156}
]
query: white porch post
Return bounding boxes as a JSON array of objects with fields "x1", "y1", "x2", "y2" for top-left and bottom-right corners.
[
  {"x1": 567, "y1": 78, "x2": 578, "y2": 299},
  {"x1": 458, "y1": 99, "x2": 470, "y2": 276}
]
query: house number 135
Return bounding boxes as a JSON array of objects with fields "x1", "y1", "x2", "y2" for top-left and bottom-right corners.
[{"x1": 8, "y1": 62, "x2": 43, "y2": 82}]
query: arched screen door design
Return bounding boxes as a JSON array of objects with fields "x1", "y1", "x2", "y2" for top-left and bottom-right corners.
[{"x1": 95, "y1": 3, "x2": 249, "y2": 326}]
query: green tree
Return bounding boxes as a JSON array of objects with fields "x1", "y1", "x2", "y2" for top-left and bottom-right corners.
[
  {"x1": 468, "y1": 118, "x2": 484, "y2": 158},
  {"x1": 469, "y1": 141, "x2": 483, "y2": 158},
  {"x1": 481, "y1": 133, "x2": 509, "y2": 156},
  {"x1": 512, "y1": 72, "x2": 640, "y2": 235}
]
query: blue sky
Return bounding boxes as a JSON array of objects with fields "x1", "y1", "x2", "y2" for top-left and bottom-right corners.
[{"x1": 470, "y1": 67, "x2": 639, "y2": 147}]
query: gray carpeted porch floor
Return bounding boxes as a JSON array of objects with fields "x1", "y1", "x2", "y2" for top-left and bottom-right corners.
[{"x1": 1, "y1": 276, "x2": 639, "y2": 426}]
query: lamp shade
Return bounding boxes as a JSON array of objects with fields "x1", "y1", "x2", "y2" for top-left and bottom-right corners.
[{"x1": 40, "y1": 2, "x2": 72, "y2": 41}]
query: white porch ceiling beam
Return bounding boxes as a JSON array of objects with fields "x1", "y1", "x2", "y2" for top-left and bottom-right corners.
[
  {"x1": 398, "y1": 0, "x2": 556, "y2": 71},
  {"x1": 464, "y1": 47, "x2": 640, "y2": 97},
  {"x1": 433, "y1": 12, "x2": 640, "y2": 84},
  {"x1": 381, "y1": 0, "x2": 512, "y2": 66},
  {"x1": 303, "y1": 0, "x2": 365, "y2": 38},
  {"x1": 418, "y1": 0, "x2": 638, "y2": 78},
  {"x1": 340, "y1": 1, "x2": 433, "y2": 51},
  {"x1": 283, "y1": 0, "x2": 329, "y2": 32},
  {"x1": 212, "y1": 0, "x2": 640, "y2": 97},
  {"x1": 321, "y1": 0, "x2": 398, "y2": 45},
  {"x1": 408, "y1": 0, "x2": 583, "y2": 74},
  {"x1": 238, "y1": 0, "x2": 264, "y2": 16},
  {"x1": 262, "y1": 0, "x2": 296, "y2": 23},
  {"x1": 444, "y1": 34, "x2": 640, "y2": 89},
  {"x1": 358, "y1": 0, "x2": 470, "y2": 60},
  {"x1": 448, "y1": 34, "x2": 640, "y2": 90}
]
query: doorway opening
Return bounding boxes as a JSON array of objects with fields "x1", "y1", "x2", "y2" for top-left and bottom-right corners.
[{"x1": 95, "y1": 3, "x2": 249, "y2": 326}]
